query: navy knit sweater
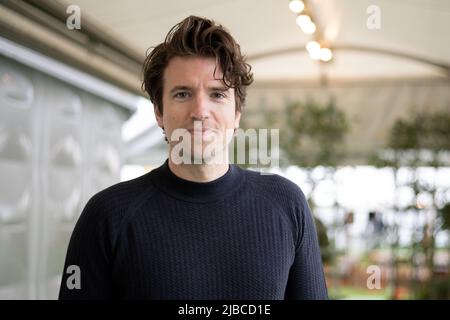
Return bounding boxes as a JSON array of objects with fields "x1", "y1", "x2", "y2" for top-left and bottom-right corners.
[{"x1": 58, "y1": 159, "x2": 328, "y2": 300}]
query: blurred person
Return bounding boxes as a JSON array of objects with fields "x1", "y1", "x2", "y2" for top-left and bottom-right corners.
[{"x1": 58, "y1": 15, "x2": 327, "y2": 300}]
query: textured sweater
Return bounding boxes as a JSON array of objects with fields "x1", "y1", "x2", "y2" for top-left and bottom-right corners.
[{"x1": 58, "y1": 159, "x2": 328, "y2": 300}]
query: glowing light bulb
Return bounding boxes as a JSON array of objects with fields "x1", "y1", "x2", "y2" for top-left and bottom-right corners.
[
  {"x1": 306, "y1": 41, "x2": 321, "y2": 60},
  {"x1": 289, "y1": 0, "x2": 305, "y2": 14},
  {"x1": 296, "y1": 14, "x2": 311, "y2": 27},
  {"x1": 320, "y1": 47, "x2": 333, "y2": 62},
  {"x1": 302, "y1": 21, "x2": 316, "y2": 34},
  {"x1": 296, "y1": 14, "x2": 316, "y2": 34},
  {"x1": 306, "y1": 40, "x2": 320, "y2": 53}
]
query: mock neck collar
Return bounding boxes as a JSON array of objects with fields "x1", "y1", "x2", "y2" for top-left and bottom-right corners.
[{"x1": 150, "y1": 158, "x2": 245, "y2": 203}]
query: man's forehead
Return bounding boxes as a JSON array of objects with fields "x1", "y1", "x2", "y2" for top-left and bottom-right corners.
[{"x1": 163, "y1": 56, "x2": 226, "y2": 85}]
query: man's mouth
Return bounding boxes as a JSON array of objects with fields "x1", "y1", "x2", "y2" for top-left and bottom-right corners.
[{"x1": 188, "y1": 128, "x2": 213, "y2": 135}]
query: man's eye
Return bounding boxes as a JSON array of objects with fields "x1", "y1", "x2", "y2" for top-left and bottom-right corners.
[
  {"x1": 174, "y1": 92, "x2": 190, "y2": 99},
  {"x1": 211, "y1": 92, "x2": 226, "y2": 99}
]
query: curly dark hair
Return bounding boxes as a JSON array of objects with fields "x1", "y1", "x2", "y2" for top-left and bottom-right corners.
[{"x1": 141, "y1": 15, "x2": 254, "y2": 114}]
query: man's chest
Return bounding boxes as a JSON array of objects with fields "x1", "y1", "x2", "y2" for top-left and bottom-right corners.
[{"x1": 111, "y1": 202, "x2": 296, "y2": 298}]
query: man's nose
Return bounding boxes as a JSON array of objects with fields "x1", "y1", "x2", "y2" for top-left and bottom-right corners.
[{"x1": 190, "y1": 94, "x2": 210, "y2": 120}]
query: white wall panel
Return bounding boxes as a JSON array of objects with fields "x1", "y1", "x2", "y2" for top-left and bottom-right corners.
[{"x1": 0, "y1": 55, "x2": 128, "y2": 299}]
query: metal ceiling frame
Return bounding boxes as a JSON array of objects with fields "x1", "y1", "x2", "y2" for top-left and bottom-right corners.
[
  {"x1": 248, "y1": 45, "x2": 450, "y2": 78},
  {"x1": 0, "y1": 0, "x2": 145, "y2": 96}
]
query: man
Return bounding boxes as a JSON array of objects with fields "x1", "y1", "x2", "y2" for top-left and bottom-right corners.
[{"x1": 59, "y1": 15, "x2": 328, "y2": 300}]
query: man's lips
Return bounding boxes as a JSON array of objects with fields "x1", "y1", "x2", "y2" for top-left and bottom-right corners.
[
  {"x1": 187, "y1": 128, "x2": 210, "y2": 131},
  {"x1": 187, "y1": 128, "x2": 214, "y2": 133}
]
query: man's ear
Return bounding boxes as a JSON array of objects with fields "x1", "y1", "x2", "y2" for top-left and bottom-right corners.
[{"x1": 154, "y1": 105, "x2": 163, "y2": 128}]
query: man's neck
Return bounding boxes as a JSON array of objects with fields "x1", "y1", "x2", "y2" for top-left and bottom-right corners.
[{"x1": 168, "y1": 157, "x2": 230, "y2": 183}]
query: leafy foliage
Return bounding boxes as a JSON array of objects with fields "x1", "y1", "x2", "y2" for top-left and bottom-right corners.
[{"x1": 278, "y1": 99, "x2": 349, "y2": 167}]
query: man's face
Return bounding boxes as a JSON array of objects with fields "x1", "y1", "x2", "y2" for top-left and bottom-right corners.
[{"x1": 154, "y1": 56, "x2": 241, "y2": 163}]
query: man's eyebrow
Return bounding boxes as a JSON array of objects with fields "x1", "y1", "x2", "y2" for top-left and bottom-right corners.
[
  {"x1": 208, "y1": 86, "x2": 229, "y2": 92},
  {"x1": 169, "y1": 85, "x2": 191, "y2": 94},
  {"x1": 169, "y1": 85, "x2": 230, "y2": 93}
]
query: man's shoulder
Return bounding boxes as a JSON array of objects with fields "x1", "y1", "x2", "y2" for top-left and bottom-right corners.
[
  {"x1": 238, "y1": 166, "x2": 307, "y2": 204},
  {"x1": 238, "y1": 167, "x2": 310, "y2": 245},
  {"x1": 81, "y1": 170, "x2": 158, "y2": 223}
]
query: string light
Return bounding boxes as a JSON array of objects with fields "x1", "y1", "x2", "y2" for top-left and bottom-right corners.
[
  {"x1": 289, "y1": 0, "x2": 333, "y2": 62},
  {"x1": 306, "y1": 40, "x2": 333, "y2": 62},
  {"x1": 289, "y1": 0, "x2": 305, "y2": 14},
  {"x1": 306, "y1": 40, "x2": 321, "y2": 60},
  {"x1": 289, "y1": 1, "x2": 334, "y2": 62},
  {"x1": 306, "y1": 40, "x2": 320, "y2": 52},
  {"x1": 296, "y1": 14, "x2": 316, "y2": 34},
  {"x1": 319, "y1": 47, "x2": 333, "y2": 62}
]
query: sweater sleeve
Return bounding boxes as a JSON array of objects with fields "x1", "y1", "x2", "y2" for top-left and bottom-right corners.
[
  {"x1": 58, "y1": 194, "x2": 114, "y2": 300},
  {"x1": 284, "y1": 192, "x2": 328, "y2": 300}
]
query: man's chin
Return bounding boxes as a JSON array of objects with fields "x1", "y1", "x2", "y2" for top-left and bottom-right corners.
[
  {"x1": 190, "y1": 130, "x2": 217, "y2": 143},
  {"x1": 189, "y1": 146, "x2": 227, "y2": 165}
]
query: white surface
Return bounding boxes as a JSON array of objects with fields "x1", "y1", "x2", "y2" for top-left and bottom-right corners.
[{"x1": 55, "y1": 0, "x2": 450, "y2": 80}]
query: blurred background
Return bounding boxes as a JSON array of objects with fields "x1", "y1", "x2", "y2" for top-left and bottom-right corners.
[{"x1": 0, "y1": 0, "x2": 449, "y2": 299}]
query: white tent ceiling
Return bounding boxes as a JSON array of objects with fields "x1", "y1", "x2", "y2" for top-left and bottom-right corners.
[{"x1": 57, "y1": 0, "x2": 450, "y2": 81}]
